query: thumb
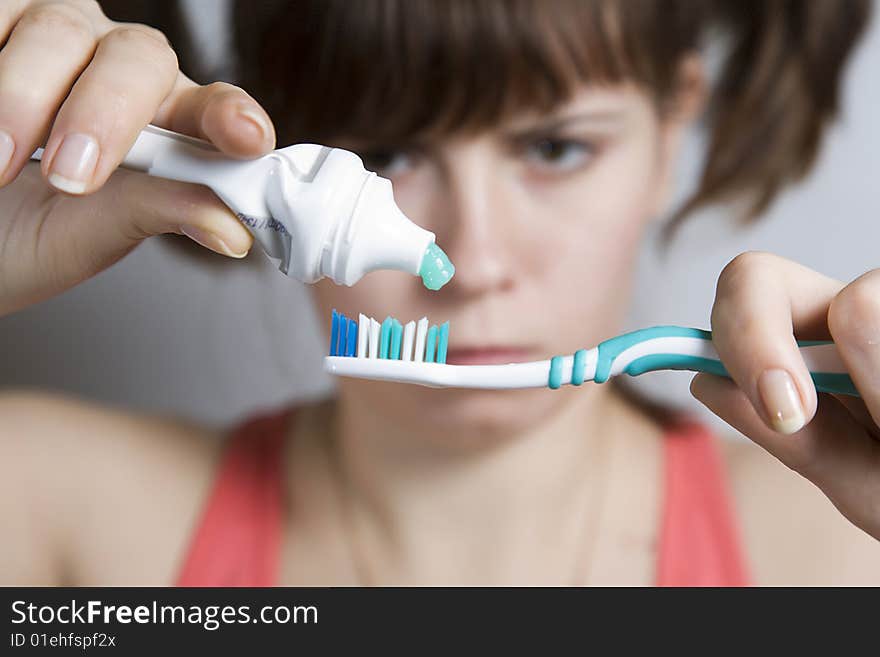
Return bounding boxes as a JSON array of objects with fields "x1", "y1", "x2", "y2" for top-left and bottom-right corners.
[
  {"x1": 689, "y1": 371, "x2": 870, "y2": 482},
  {"x1": 64, "y1": 167, "x2": 254, "y2": 259},
  {"x1": 690, "y1": 371, "x2": 880, "y2": 538}
]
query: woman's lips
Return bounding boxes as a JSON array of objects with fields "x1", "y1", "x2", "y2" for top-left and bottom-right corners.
[{"x1": 444, "y1": 347, "x2": 536, "y2": 366}]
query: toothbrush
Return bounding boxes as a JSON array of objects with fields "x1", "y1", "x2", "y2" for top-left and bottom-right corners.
[
  {"x1": 324, "y1": 311, "x2": 858, "y2": 396},
  {"x1": 29, "y1": 125, "x2": 454, "y2": 289}
]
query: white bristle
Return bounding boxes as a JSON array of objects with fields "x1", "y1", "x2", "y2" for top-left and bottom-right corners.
[
  {"x1": 368, "y1": 318, "x2": 380, "y2": 359},
  {"x1": 357, "y1": 314, "x2": 369, "y2": 357},
  {"x1": 414, "y1": 317, "x2": 428, "y2": 363},
  {"x1": 401, "y1": 321, "x2": 416, "y2": 361}
]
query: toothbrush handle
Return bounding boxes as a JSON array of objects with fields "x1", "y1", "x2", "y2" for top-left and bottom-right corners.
[{"x1": 594, "y1": 326, "x2": 858, "y2": 397}]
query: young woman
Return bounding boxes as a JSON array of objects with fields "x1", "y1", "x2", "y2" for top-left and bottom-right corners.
[{"x1": 1, "y1": 0, "x2": 879, "y2": 586}]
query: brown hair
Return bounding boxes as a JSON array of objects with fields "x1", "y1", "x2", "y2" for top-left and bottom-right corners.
[{"x1": 229, "y1": 0, "x2": 870, "y2": 228}]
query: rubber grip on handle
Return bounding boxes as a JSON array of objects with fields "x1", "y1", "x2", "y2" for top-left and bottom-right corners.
[{"x1": 595, "y1": 326, "x2": 858, "y2": 397}]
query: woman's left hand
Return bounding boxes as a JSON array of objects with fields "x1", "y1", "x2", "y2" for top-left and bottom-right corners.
[{"x1": 691, "y1": 251, "x2": 880, "y2": 541}]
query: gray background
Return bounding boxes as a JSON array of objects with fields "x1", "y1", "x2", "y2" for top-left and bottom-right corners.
[{"x1": 0, "y1": 3, "x2": 877, "y2": 431}]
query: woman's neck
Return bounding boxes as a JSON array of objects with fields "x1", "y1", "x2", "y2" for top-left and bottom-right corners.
[{"x1": 316, "y1": 386, "x2": 662, "y2": 585}]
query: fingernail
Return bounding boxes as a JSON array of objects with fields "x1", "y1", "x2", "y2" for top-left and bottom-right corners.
[
  {"x1": 0, "y1": 130, "x2": 15, "y2": 176},
  {"x1": 758, "y1": 369, "x2": 805, "y2": 434},
  {"x1": 237, "y1": 107, "x2": 271, "y2": 144},
  {"x1": 180, "y1": 225, "x2": 249, "y2": 258},
  {"x1": 48, "y1": 133, "x2": 99, "y2": 194}
]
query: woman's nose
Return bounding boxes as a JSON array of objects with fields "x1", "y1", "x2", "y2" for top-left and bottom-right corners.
[{"x1": 432, "y1": 154, "x2": 516, "y2": 298}]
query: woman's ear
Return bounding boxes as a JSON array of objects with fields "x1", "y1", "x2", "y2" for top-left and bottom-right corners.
[{"x1": 651, "y1": 53, "x2": 708, "y2": 217}]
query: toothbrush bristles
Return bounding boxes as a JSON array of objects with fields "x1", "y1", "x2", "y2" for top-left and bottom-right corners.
[
  {"x1": 357, "y1": 313, "x2": 368, "y2": 357},
  {"x1": 415, "y1": 317, "x2": 428, "y2": 363},
  {"x1": 332, "y1": 310, "x2": 448, "y2": 364},
  {"x1": 402, "y1": 321, "x2": 415, "y2": 361}
]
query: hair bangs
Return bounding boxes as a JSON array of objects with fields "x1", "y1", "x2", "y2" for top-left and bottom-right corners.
[{"x1": 250, "y1": 0, "x2": 673, "y2": 146}]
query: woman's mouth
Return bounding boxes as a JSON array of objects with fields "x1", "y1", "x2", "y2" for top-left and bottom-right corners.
[{"x1": 444, "y1": 347, "x2": 537, "y2": 365}]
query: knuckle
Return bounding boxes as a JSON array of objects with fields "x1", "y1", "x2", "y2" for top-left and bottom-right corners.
[
  {"x1": 43, "y1": 0, "x2": 103, "y2": 18},
  {"x1": 711, "y1": 252, "x2": 776, "y2": 330},
  {"x1": 828, "y1": 271, "x2": 880, "y2": 342},
  {"x1": 106, "y1": 23, "x2": 169, "y2": 47},
  {"x1": 709, "y1": 293, "x2": 761, "y2": 345},
  {"x1": 103, "y1": 24, "x2": 178, "y2": 71},
  {"x1": 709, "y1": 293, "x2": 736, "y2": 331},
  {"x1": 716, "y1": 251, "x2": 776, "y2": 294},
  {"x1": 18, "y1": 3, "x2": 96, "y2": 44},
  {"x1": 68, "y1": 0, "x2": 103, "y2": 17},
  {"x1": 0, "y1": 78, "x2": 54, "y2": 115},
  {"x1": 204, "y1": 81, "x2": 245, "y2": 99},
  {"x1": 709, "y1": 253, "x2": 792, "y2": 354}
]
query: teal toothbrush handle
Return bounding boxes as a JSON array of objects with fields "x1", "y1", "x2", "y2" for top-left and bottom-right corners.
[{"x1": 593, "y1": 326, "x2": 858, "y2": 397}]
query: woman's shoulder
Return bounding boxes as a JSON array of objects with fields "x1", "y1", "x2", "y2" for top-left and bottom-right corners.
[
  {"x1": 0, "y1": 389, "x2": 225, "y2": 585},
  {"x1": 718, "y1": 431, "x2": 880, "y2": 585}
]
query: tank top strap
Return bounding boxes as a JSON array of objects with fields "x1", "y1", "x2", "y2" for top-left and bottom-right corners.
[
  {"x1": 175, "y1": 407, "x2": 292, "y2": 586},
  {"x1": 656, "y1": 419, "x2": 750, "y2": 586}
]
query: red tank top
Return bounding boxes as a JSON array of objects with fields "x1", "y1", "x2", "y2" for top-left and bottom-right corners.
[{"x1": 176, "y1": 407, "x2": 749, "y2": 586}]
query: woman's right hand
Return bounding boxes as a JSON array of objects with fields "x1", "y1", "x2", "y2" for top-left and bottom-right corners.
[{"x1": 0, "y1": 0, "x2": 276, "y2": 316}]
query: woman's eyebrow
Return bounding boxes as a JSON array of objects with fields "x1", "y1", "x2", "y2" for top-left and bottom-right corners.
[{"x1": 503, "y1": 110, "x2": 627, "y2": 139}]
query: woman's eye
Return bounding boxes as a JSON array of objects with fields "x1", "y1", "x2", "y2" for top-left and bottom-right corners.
[
  {"x1": 521, "y1": 138, "x2": 595, "y2": 173},
  {"x1": 359, "y1": 150, "x2": 417, "y2": 178}
]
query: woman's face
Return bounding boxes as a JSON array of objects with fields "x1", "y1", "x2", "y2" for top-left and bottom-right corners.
[{"x1": 313, "y1": 83, "x2": 689, "y2": 442}]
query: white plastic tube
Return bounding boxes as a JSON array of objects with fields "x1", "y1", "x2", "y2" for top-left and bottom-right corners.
[{"x1": 31, "y1": 124, "x2": 447, "y2": 288}]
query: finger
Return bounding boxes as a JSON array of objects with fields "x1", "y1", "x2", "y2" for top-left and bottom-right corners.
[
  {"x1": 832, "y1": 395, "x2": 878, "y2": 435},
  {"x1": 690, "y1": 372, "x2": 880, "y2": 537},
  {"x1": 0, "y1": 163, "x2": 253, "y2": 314},
  {"x1": 154, "y1": 77, "x2": 276, "y2": 158},
  {"x1": 85, "y1": 166, "x2": 254, "y2": 259},
  {"x1": 828, "y1": 270, "x2": 880, "y2": 428},
  {"x1": 39, "y1": 23, "x2": 179, "y2": 195},
  {"x1": 0, "y1": 1, "x2": 99, "y2": 186},
  {"x1": 710, "y1": 252, "x2": 844, "y2": 434},
  {"x1": 0, "y1": 0, "x2": 30, "y2": 40}
]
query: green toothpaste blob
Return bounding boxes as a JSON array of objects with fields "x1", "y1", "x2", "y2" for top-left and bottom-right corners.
[{"x1": 419, "y1": 242, "x2": 455, "y2": 290}]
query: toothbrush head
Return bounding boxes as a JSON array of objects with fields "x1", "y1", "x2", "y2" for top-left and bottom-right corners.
[
  {"x1": 325, "y1": 310, "x2": 460, "y2": 387},
  {"x1": 328, "y1": 310, "x2": 449, "y2": 363},
  {"x1": 323, "y1": 309, "x2": 570, "y2": 389}
]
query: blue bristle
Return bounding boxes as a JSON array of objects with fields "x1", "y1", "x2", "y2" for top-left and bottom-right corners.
[
  {"x1": 345, "y1": 318, "x2": 358, "y2": 356},
  {"x1": 380, "y1": 316, "x2": 393, "y2": 359},
  {"x1": 390, "y1": 319, "x2": 403, "y2": 359},
  {"x1": 425, "y1": 325, "x2": 438, "y2": 363},
  {"x1": 338, "y1": 314, "x2": 348, "y2": 357},
  {"x1": 437, "y1": 322, "x2": 449, "y2": 364},
  {"x1": 330, "y1": 310, "x2": 339, "y2": 356}
]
